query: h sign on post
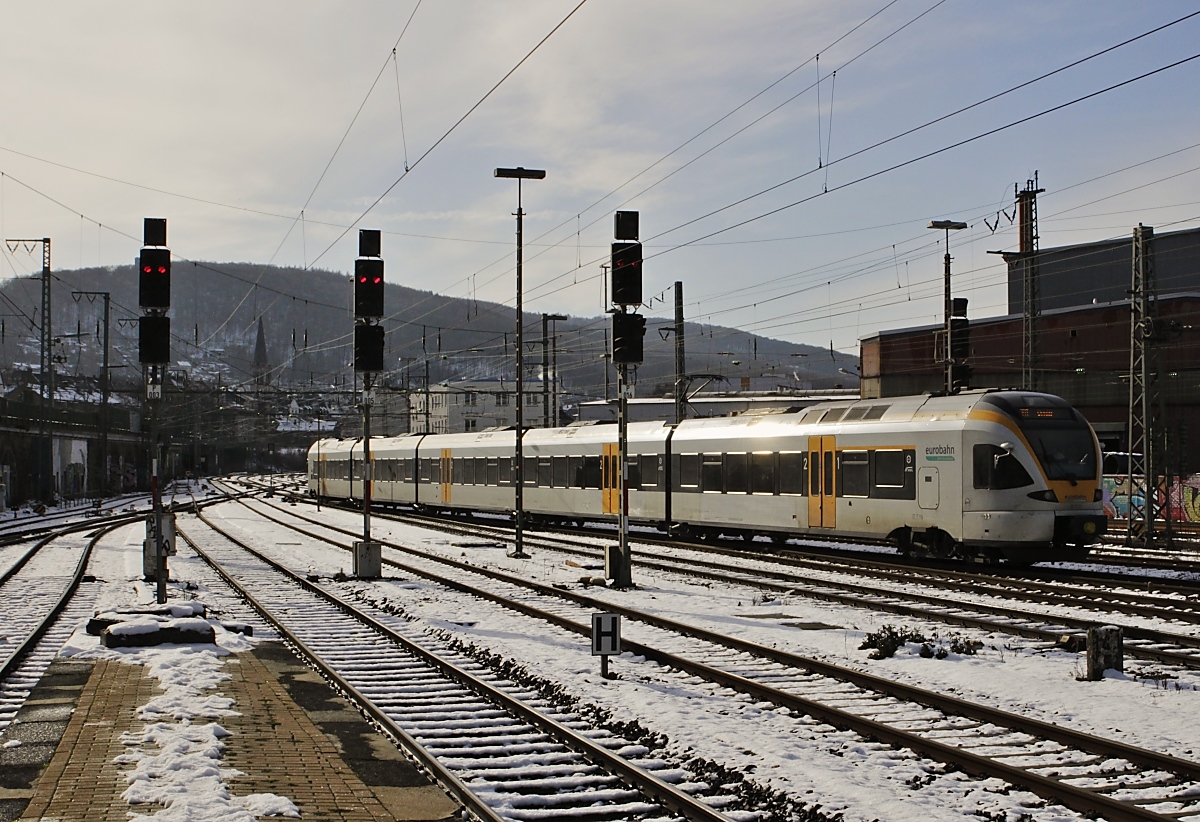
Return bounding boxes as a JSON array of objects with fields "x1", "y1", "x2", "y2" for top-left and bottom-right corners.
[{"x1": 591, "y1": 612, "x2": 621, "y2": 679}]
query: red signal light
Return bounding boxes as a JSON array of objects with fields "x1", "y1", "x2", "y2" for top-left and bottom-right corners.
[{"x1": 143, "y1": 265, "x2": 152, "y2": 274}]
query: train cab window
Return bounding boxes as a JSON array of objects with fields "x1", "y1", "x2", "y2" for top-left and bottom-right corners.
[
  {"x1": 839, "y1": 450, "x2": 869, "y2": 497},
  {"x1": 751, "y1": 452, "x2": 775, "y2": 494},
  {"x1": 638, "y1": 454, "x2": 659, "y2": 489},
  {"x1": 499, "y1": 458, "x2": 512, "y2": 485},
  {"x1": 725, "y1": 453, "x2": 749, "y2": 493},
  {"x1": 678, "y1": 454, "x2": 700, "y2": 489},
  {"x1": 583, "y1": 456, "x2": 602, "y2": 489},
  {"x1": 701, "y1": 454, "x2": 724, "y2": 493},
  {"x1": 779, "y1": 452, "x2": 807, "y2": 495},
  {"x1": 973, "y1": 444, "x2": 1034, "y2": 490},
  {"x1": 538, "y1": 457, "x2": 552, "y2": 487},
  {"x1": 552, "y1": 456, "x2": 569, "y2": 488},
  {"x1": 523, "y1": 457, "x2": 537, "y2": 486},
  {"x1": 485, "y1": 457, "x2": 499, "y2": 486},
  {"x1": 569, "y1": 456, "x2": 584, "y2": 488}
]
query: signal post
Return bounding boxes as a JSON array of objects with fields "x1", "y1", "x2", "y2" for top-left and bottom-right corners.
[
  {"x1": 353, "y1": 230, "x2": 385, "y2": 579},
  {"x1": 608, "y1": 211, "x2": 646, "y2": 589},
  {"x1": 138, "y1": 218, "x2": 172, "y2": 604}
]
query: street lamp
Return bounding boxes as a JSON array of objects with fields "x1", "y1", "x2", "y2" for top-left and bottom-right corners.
[
  {"x1": 495, "y1": 166, "x2": 545, "y2": 559},
  {"x1": 928, "y1": 219, "x2": 968, "y2": 393}
]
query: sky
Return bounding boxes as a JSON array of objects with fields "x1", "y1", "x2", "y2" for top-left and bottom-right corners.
[{"x1": 2, "y1": 1, "x2": 1200, "y2": 354}]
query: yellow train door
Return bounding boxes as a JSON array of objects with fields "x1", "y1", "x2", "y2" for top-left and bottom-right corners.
[
  {"x1": 601, "y1": 443, "x2": 619, "y2": 514},
  {"x1": 440, "y1": 449, "x2": 452, "y2": 504},
  {"x1": 807, "y1": 436, "x2": 837, "y2": 528}
]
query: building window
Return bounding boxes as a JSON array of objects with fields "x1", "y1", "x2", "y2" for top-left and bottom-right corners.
[
  {"x1": 465, "y1": 392, "x2": 477, "y2": 406},
  {"x1": 496, "y1": 393, "x2": 509, "y2": 407},
  {"x1": 465, "y1": 419, "x2": 477, "y2": 431}
]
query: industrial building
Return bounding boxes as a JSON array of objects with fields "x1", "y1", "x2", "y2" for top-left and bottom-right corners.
[{"x1": 860, "y1": 225, "x2": 1200, "y2": 474}]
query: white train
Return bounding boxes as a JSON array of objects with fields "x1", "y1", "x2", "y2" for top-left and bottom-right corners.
[{"x1": 308, "y1": 389, "x2": 1107, "y2": 564}]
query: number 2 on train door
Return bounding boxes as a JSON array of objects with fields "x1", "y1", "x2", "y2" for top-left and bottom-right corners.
[
  {"x1": 601, "y1": 443, "x2": 619, "y2": 514},
  {"x1": 807, "y1": 436, "x2": 836, "y2": 528}
]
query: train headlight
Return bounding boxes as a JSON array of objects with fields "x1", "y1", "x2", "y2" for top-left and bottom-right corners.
[
  {"x1": 1083, "y1": 521, "x2": 1097, "y2": 535},
  {"x1": 1027, "y1": 489, "x2": 1058, "y2": 502}
]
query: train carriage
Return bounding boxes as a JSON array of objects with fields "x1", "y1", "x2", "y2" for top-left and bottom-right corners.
[{"x1": 308, "y1": 389, "x2": 1107, "y2": 564}]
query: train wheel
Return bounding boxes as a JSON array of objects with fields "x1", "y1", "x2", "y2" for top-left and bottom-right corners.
[{"x1": 770, "y1": 532, "x2": 788, "y2": 545}]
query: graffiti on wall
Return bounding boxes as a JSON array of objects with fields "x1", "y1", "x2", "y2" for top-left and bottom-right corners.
[{"x1": 1104, "y1": 475, "x2": 1200, "y2": 523}]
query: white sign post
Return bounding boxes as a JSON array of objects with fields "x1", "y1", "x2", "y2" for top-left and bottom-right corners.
[{"x1": 591, "y1": 612, "x2": 621, "y2": 679}]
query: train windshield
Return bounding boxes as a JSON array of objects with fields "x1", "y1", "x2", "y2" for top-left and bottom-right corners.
[{"x1": 981, "y1": 394, "x2": 1097, "y2": 482}]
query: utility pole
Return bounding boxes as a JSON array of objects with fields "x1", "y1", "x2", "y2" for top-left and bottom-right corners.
[
  {"x1": 73, "y1": 291, "x2": 111, "y2": 496},
  {"x1": 1127, "y1": 224, "x2": 1166, "y2": 548},
  {"x1": 495, "y1": 167, "x2": 546, "y2": 560},
  {"x1": 6, "y1": 238, "x2": 53, "y2": 502},
  {"x1": 928, "y1": 220, "x2": 967, "y2": 393},
  {"x1": 541, "y1": 314, "x2": 551, "y2": 428},
  {"x1": 1017, "y1": 175, "x2": 1045, "y2": 391},
  {"x1": 674, "y1": 281, "x2": 686, "y2": 425}
]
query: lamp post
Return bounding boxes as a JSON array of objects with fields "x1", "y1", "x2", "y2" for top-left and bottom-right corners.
[
  {"x1": 495, "y1": 166, "x2": 545, "y2": 559},
  {"x1": 928, "y1": 220, "x2": 967, "y2": 393}
]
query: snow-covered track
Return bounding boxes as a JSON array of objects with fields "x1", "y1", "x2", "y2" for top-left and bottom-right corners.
[
  {"x1": 180, "y1": 513, "x2": 742, "y2": 822},
  {"x1": 224, "y1": 492, "x2": 1200, "y2": 821},
  {"x1": 298, "y1": 497, "x2": 1200, "y2": 672},
  {"x1": 0, "y1": 521, "x2": 124, "y2": 732}
]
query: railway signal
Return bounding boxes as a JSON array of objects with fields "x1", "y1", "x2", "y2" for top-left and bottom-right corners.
[
  {"x1": 354, "y1": 258, "x2": 385, "y2": 319},
  {"x1": 612, "y1": 311, "x2": 645, "y2": 364},
  {"x1": 138, "y1": 216, "x2": 171, "y2": 606},
  {"x1": 353, "y1": 228, "x2": 383, "y2": 580},
  {"x1": 608, "y1": 211, "x2": 642, "y2": 590}
]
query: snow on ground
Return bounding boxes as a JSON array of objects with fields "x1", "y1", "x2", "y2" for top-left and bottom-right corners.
[
  {"x1": 206, "y1": 499, "x2": 1196, "y2": 821},
  {"x1": 54, "y1": 523, "x2": 298, "y2": 821}
]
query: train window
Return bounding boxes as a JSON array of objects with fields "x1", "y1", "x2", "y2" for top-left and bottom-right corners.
[
  {"x1": 725, "y1": 453, "x2": 749, "y2": 493},
  {"x1": 569, "y1": 456, "x2": 584, "y2": 488},
  {"x1": 873, "y1": 450, "x2": 905, "y2": 487},
  {"x1": 499, "y1": 458, "x2": 512, "y2": 485},
  {"x1": 430, "y1": 459, "x2": 441, "y2": 484},
  {"x1": 523, "y1": 457, "x2": 537, "y2": 486},
  {"x1": 823, "y1": 450, "x2": 834, "y2": 495},
  {"x1": 486, "y1": 457, "x2": 499, "y2": 486},
  {"x1": 552, "y1": 456, "x2": 569, "y2": 488},
  {"x1": 701, "y1": 454, "x2": 724, "y2": 493},
  {"x1": 810, "y1": 450, "x2": 821, "y2": 495},
  {"x1": 751, "y1": 452, "x2": 775, "y2": 494},
  {"x1": 779, "y1": 452, "x2": 806, "y2": 495},
  {"x1": 627, "y1": 458, "x2": 642, "y2": 489},
  {"x1": 973, "y1": 444, "x2": 1034, "y2": 490},
  {"x1": 842, "y1": 406, "x2": 869, "y2": 422},
  {"x1": 839, "y1": 451, "x2": 869, "y2": 497},
  {"x1": 678, "y1": 454, "x2": 700, "y2": 489},
  {"x1": 419, "y1": 459, "x2": 431, "y2": 482},
  {"x1": 639, "y1": 454, "x2": 659, "y2": 488},
  {"x1": 863, "y1": 405, "x2": 890, "y2": 420},
  {"x1": 819, "y1": 408, "x2": 846, "y2": 424},
  {"x1": 538, "y1": 457, "x2": 552, "y2": 487},
  {"x1": 458, "y1": 458, "x2": 472, "y2": 485},
  {"x1": 583, "y1": 456, "x2": 602, "y2": 489}
]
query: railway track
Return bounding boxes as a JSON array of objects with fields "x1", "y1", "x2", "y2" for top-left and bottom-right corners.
[
  {"x1": 207, "y1": 489, "x2": 1200, "y2": 821},
  {"x1": 286, "y1": 493, "x2": 1200, "y2": 672},
  {"x1": 0, "y1": 519, "x2": 131, "y2": 732},
  {"x1": 180, "y1": 511, "x2": 756, "y2": 822}
]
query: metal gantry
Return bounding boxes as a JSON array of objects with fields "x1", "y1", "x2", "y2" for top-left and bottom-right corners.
[
  {"x1": 1018, "y1": 176, "x2": 1045, "y2": 391},
  {"x1": 1127, "y1": 223, "x2": 1165, "y2": 547}
]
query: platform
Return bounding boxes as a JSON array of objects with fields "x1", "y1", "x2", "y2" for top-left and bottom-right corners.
[{"x1": 1, "y1": 642, "x2": 459, "y2": 821}]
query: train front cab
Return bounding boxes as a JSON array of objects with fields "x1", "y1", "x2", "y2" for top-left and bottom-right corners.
[{"x1": 962, "y1": 392, "x2": 1106, "y2": 563}]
